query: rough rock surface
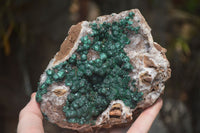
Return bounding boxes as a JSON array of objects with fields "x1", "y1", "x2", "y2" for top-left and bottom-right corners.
[{"x1": 36, "y1": 9, "x2": 171, "y2": 132}]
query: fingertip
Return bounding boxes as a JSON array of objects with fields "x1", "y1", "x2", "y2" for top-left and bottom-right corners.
[
  {"x1": 20, "y1": 92, "x2": 43, "y2": 119},
  {"x1": 31, "y1": 92, "x2": 36, "y2": 99},
  {"x1": 155, "y1": 98, "x2": 163, "y2": 109}
]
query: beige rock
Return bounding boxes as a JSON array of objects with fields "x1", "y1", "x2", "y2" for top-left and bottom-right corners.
[{"x1": 38, "y1": 9, "x2": 171, "y2": 132}]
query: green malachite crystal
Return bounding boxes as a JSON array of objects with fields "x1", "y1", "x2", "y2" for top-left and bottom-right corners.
[
  {"x1": 36, "y1": 11, "x2": 143, "y2": 125},
  {"x1": 46, "y1": 69, "x2": 54, "y2": 76}
]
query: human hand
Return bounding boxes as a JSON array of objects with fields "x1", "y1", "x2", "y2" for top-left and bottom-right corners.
[{"x1": 17, "y1": 93, "x2": 162, "y2": 133}]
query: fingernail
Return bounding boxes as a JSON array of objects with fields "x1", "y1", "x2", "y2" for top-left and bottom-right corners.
[{"x1": 31, "y1": 92, "x2": 36, "y2": 100}]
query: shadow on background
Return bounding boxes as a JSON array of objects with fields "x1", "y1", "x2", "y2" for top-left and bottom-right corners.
[{"x1": 0, "y1": 0, "x2": 200, "y2": 133}]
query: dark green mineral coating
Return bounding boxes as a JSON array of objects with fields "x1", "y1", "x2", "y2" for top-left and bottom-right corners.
[{"x1": 36, "y1": 11, "x2": 143, "y2": 125}]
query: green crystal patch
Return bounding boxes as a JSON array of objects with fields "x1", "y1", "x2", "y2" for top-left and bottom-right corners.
[{"x1": 36, "y1": 11, "x2": 143, "y2": 125}]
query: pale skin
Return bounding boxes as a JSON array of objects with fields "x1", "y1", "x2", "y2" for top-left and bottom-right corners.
[{"x1": 17, "y1": 93, "x2": 163, "y2": 133}]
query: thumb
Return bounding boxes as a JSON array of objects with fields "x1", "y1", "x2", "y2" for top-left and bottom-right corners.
[{"x1": 17, "y1": 92, "x2": 44, "y2": 133}]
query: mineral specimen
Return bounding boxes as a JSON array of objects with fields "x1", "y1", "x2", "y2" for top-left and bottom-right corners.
[{"x1": 36, "y1": 9, "x2": 171, "y2": 132}]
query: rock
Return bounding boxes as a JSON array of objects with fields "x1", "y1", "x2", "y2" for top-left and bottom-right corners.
[{"x1": 36, "y1": 9, "x2": 171, "y2": 132}]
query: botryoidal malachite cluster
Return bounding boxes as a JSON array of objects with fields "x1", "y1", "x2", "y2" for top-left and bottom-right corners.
[{"x1": 36, "y1": 12, "x2": 143, "y2": 125}]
